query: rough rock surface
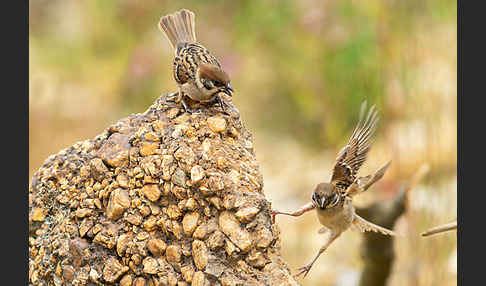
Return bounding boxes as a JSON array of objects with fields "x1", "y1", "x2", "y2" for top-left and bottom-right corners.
[{"x1": 29, "y1": 94, "x2": 298, "y2": 286}]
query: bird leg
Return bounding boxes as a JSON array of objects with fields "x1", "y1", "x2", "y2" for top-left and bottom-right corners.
[
  {"x1": 181, "y1": 96, "x2": 193, "y2": 114},
  {"x1": 180, "y1": 95, "x2": 205, "y2": 114},
  {"x1": 295, "y1": 231, "x2": 341, "y2": 279},
  {"x1": 166, "y1": 92, "x2": 180, "y2": 103},
  {"x1": 215, "y1": 94, "x2": 230, "y2": 115},
  {"x1": 270, "y1": 202, "x2": 315, "y2": 223}
]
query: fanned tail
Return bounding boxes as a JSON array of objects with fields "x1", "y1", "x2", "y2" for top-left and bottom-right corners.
[{"x1": 159, "y1": 9, "x2": 197, "y2": 49}]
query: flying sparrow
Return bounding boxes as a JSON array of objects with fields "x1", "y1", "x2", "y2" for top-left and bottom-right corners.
[
  {"x1": 422, "y1": 220, "x2": 457, "y2": 237},
  {"x1": 159, "y1": 9, "x2": 234, "y2": 114},
  {"x1": 271, "y1": 102, "x2": 396, "y2": 278}
]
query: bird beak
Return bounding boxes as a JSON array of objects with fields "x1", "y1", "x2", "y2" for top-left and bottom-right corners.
[
  {"x1": 226, "y1": 83, "x2": 234, "y2": 92},
  {"x1": 221, "y1": 83, "x2": 234, "y2": 97},
  {"x1": 320, "y1": 197, "x2": 326, "y2": 208}
]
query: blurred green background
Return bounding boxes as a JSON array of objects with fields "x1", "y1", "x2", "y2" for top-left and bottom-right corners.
[{"x1": 29, "y1": 0, "x2": 457, "y2": 285}]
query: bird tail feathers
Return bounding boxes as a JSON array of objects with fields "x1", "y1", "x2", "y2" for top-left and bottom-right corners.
[{"x1": 159, "y1": 9, "x2": 197, "y2": 49}]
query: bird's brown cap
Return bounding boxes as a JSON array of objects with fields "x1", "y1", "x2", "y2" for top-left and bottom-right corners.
[{"x1": 198, "y1": 64, "x2": 230, "y2": 84}]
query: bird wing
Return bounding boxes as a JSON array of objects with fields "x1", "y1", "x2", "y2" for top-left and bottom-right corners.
[
  {"x1": 173, "y1": 43, "x2": 221, "y2": 85},
  {"x1": 331, "y1": 102, "x2": 379, "y2": 191},
  {"x1": 352, "y1": 214, "x2": 396, "y2": 236},
  {"x1": 345, "y1": 160, "x2": 391, "y2": 197}
]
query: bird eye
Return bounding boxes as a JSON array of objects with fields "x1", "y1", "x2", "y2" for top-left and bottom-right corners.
[
  {"x1": 203, "y1": 79, "x2": 214, "y2": 90},
  {"x1": 212, "y1": 80, "x2": 224, "y2": 87}
]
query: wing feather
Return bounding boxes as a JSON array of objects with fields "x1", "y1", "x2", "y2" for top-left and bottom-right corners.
[
  {"x1": 331, "y1": 102, "x2": 379, "y2": 190},
  {"x1": 345, "y1": 160, "x2": 391, "y2": 197},
  {"x1": 353, "y1": 214, "x2": 396, "y2": 236}
]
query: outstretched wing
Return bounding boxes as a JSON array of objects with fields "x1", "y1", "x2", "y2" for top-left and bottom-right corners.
[
  {"x1": 352, "y1": 214, "x2": 396, "y2": 236},
  {"x1": 345, "y1": 160, "x2": 391, "y2": 197},
  {"x1": 331, "y1": 102, "x2": 379, "y2": 190}
]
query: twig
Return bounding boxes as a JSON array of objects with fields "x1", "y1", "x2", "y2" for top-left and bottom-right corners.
[{"x1": 421, "y1": 220, "x2": 457, "y2": 237}]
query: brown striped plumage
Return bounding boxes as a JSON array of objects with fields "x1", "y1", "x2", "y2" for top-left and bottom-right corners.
[
  {"x1": 173, "y1": 43, "x2": 221, "y2": 84},
  {"x1": 270, "y1": 102, "x2": 395, "y2": 279},
  {"x1": 158, "y1": 9, "x2": 233, "y2": 113}
]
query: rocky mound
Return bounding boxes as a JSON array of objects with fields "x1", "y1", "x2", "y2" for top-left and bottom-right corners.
[{"x1": 29, "y1": 94, "x2": 298, "y2": 286}]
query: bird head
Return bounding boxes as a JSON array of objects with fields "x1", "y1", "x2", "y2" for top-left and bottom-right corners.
[
  {"x1": 196, "y1": 64, "x2": 233, "y2": 97},
  {"x1": 311, "y1": 183, "x2": 340, "y2": 209}
]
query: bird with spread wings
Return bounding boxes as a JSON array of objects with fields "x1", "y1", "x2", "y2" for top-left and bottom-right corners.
[{"x1": 271, "y1": 102, "x2": 396, "y2": 278}]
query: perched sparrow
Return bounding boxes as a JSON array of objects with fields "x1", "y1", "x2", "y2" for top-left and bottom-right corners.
[
  {"x1": 159, "y1": 9, "x2": 233, "y2": 114},
  {"x1": 422, "y1": 220, "x2": 457, "y2": 237},
  {"x1": 271, "y1": 102, "x2": 396, "y2": 278}
]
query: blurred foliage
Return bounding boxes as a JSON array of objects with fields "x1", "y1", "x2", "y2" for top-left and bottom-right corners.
[
  {"x1": 29, "y1": 0, "x2": 456, "y2": 146},
  {"x1": 29, "y1": 0, "x2": 457, "y2": 285}
]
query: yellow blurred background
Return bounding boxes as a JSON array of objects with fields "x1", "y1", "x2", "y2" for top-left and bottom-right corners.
[{"x1": 29, "y1": 0, "x2": 457, "y2": 285}]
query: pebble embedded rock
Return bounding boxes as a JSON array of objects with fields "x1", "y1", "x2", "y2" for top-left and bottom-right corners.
[
  {"x1": 120, "y1": 274, "x2": 133, "y2": 286},
  {"x1": 191, "y1": 271, "x2": 206, "y2": 286},
  {"x1": 103, "y1": 256, "x2": 129, "y2": 283},
  {"x1": 235, "y1": 206, "x2": 260, "y2": 223},
  {"x1": 181, "y1": 265, "x2": 194, "y2": 283},
  {"x1": 207, "y1": 116, "x2": 227, "y2": 133},
  {"x1": 219, "y1": 211, "x2": 252, "y2": 252},
  {"x1": 106, "y1": 189, "x2": 131, "y2": 220},
  {"x1": 166, "y1": 244, "x2": 182, "y2": 264},
  {"x1": 172, "y1": 168, "x2": 187, "y2": 187},
  {"x1": 140, "y1": 141, "x2": 158, "y2": 156},
  {"x1": 190, "y1": 165, "x2": 205, "y2": 184},
  {"x1": 28, "y1": 94, "x2": 298, "y2": 286},
  {"x1": 167, "y1": 204, "x2": 182, "y2": 220},
  {"x1": 31, "y1": 208, "x2": 46, "y2": 222},
  {"x1": 182, "y1": 212, "x2": 200, "y2": 236},
  {"x1": 147, "y1": 239, "x2": 167, "y2": 256},
  {"x1": 98, "y1": 133, "x2": 131, "y2": 167},
  {"x1": 142, "y1": 184, "x2": 161, "y2": 202},
  {"x1": 143, "y1": 256, "x2": 159, "y2": 274},
  {"x1": 192, "y1": 240, "x2": 209, "y2": 270}
]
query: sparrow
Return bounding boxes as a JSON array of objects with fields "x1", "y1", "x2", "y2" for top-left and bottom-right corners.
[
  {"x1": 422, "y1": 220, "x2": 457, "y2": 237},
  {"x1": 271, "y1": 102, "x2": 396, "y2": 278},
  {"x1": 159, "y1": 9, "x2": 234, "y2": 114}
]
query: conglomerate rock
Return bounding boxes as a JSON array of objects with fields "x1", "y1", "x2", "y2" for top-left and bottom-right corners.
[{"x1": 29, "y1": 94, "x2": 299, "y2": 286}]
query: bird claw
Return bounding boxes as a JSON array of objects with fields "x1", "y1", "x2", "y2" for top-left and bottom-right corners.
[
  {"x1": 180, "y1": 98, "x2": 203, "y2": 114},
  {"x1": 220, "y1": 108, "x2": 231, "y2": 116},
  {"x1": 190, "y1": 109, "x2": 203, "y2": 115},
  {"x1": 269, "y1": 209, "x2": 282, "y2": 224},
  {"x1": 295, "y1": 264, "x2": 312, "y2": 278},
  {"x1": 182, "y1": 107, "x2": 202, "y2": 115},
  {"x1": 166, "y1": 92, "x2": 180, "y2": 103},
  {"x1": 215, "y1": 94, "x2": 231, "y2": 116},
  {"x1": 181, "y1": 98, "x2": 193, "y2": 114}
]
